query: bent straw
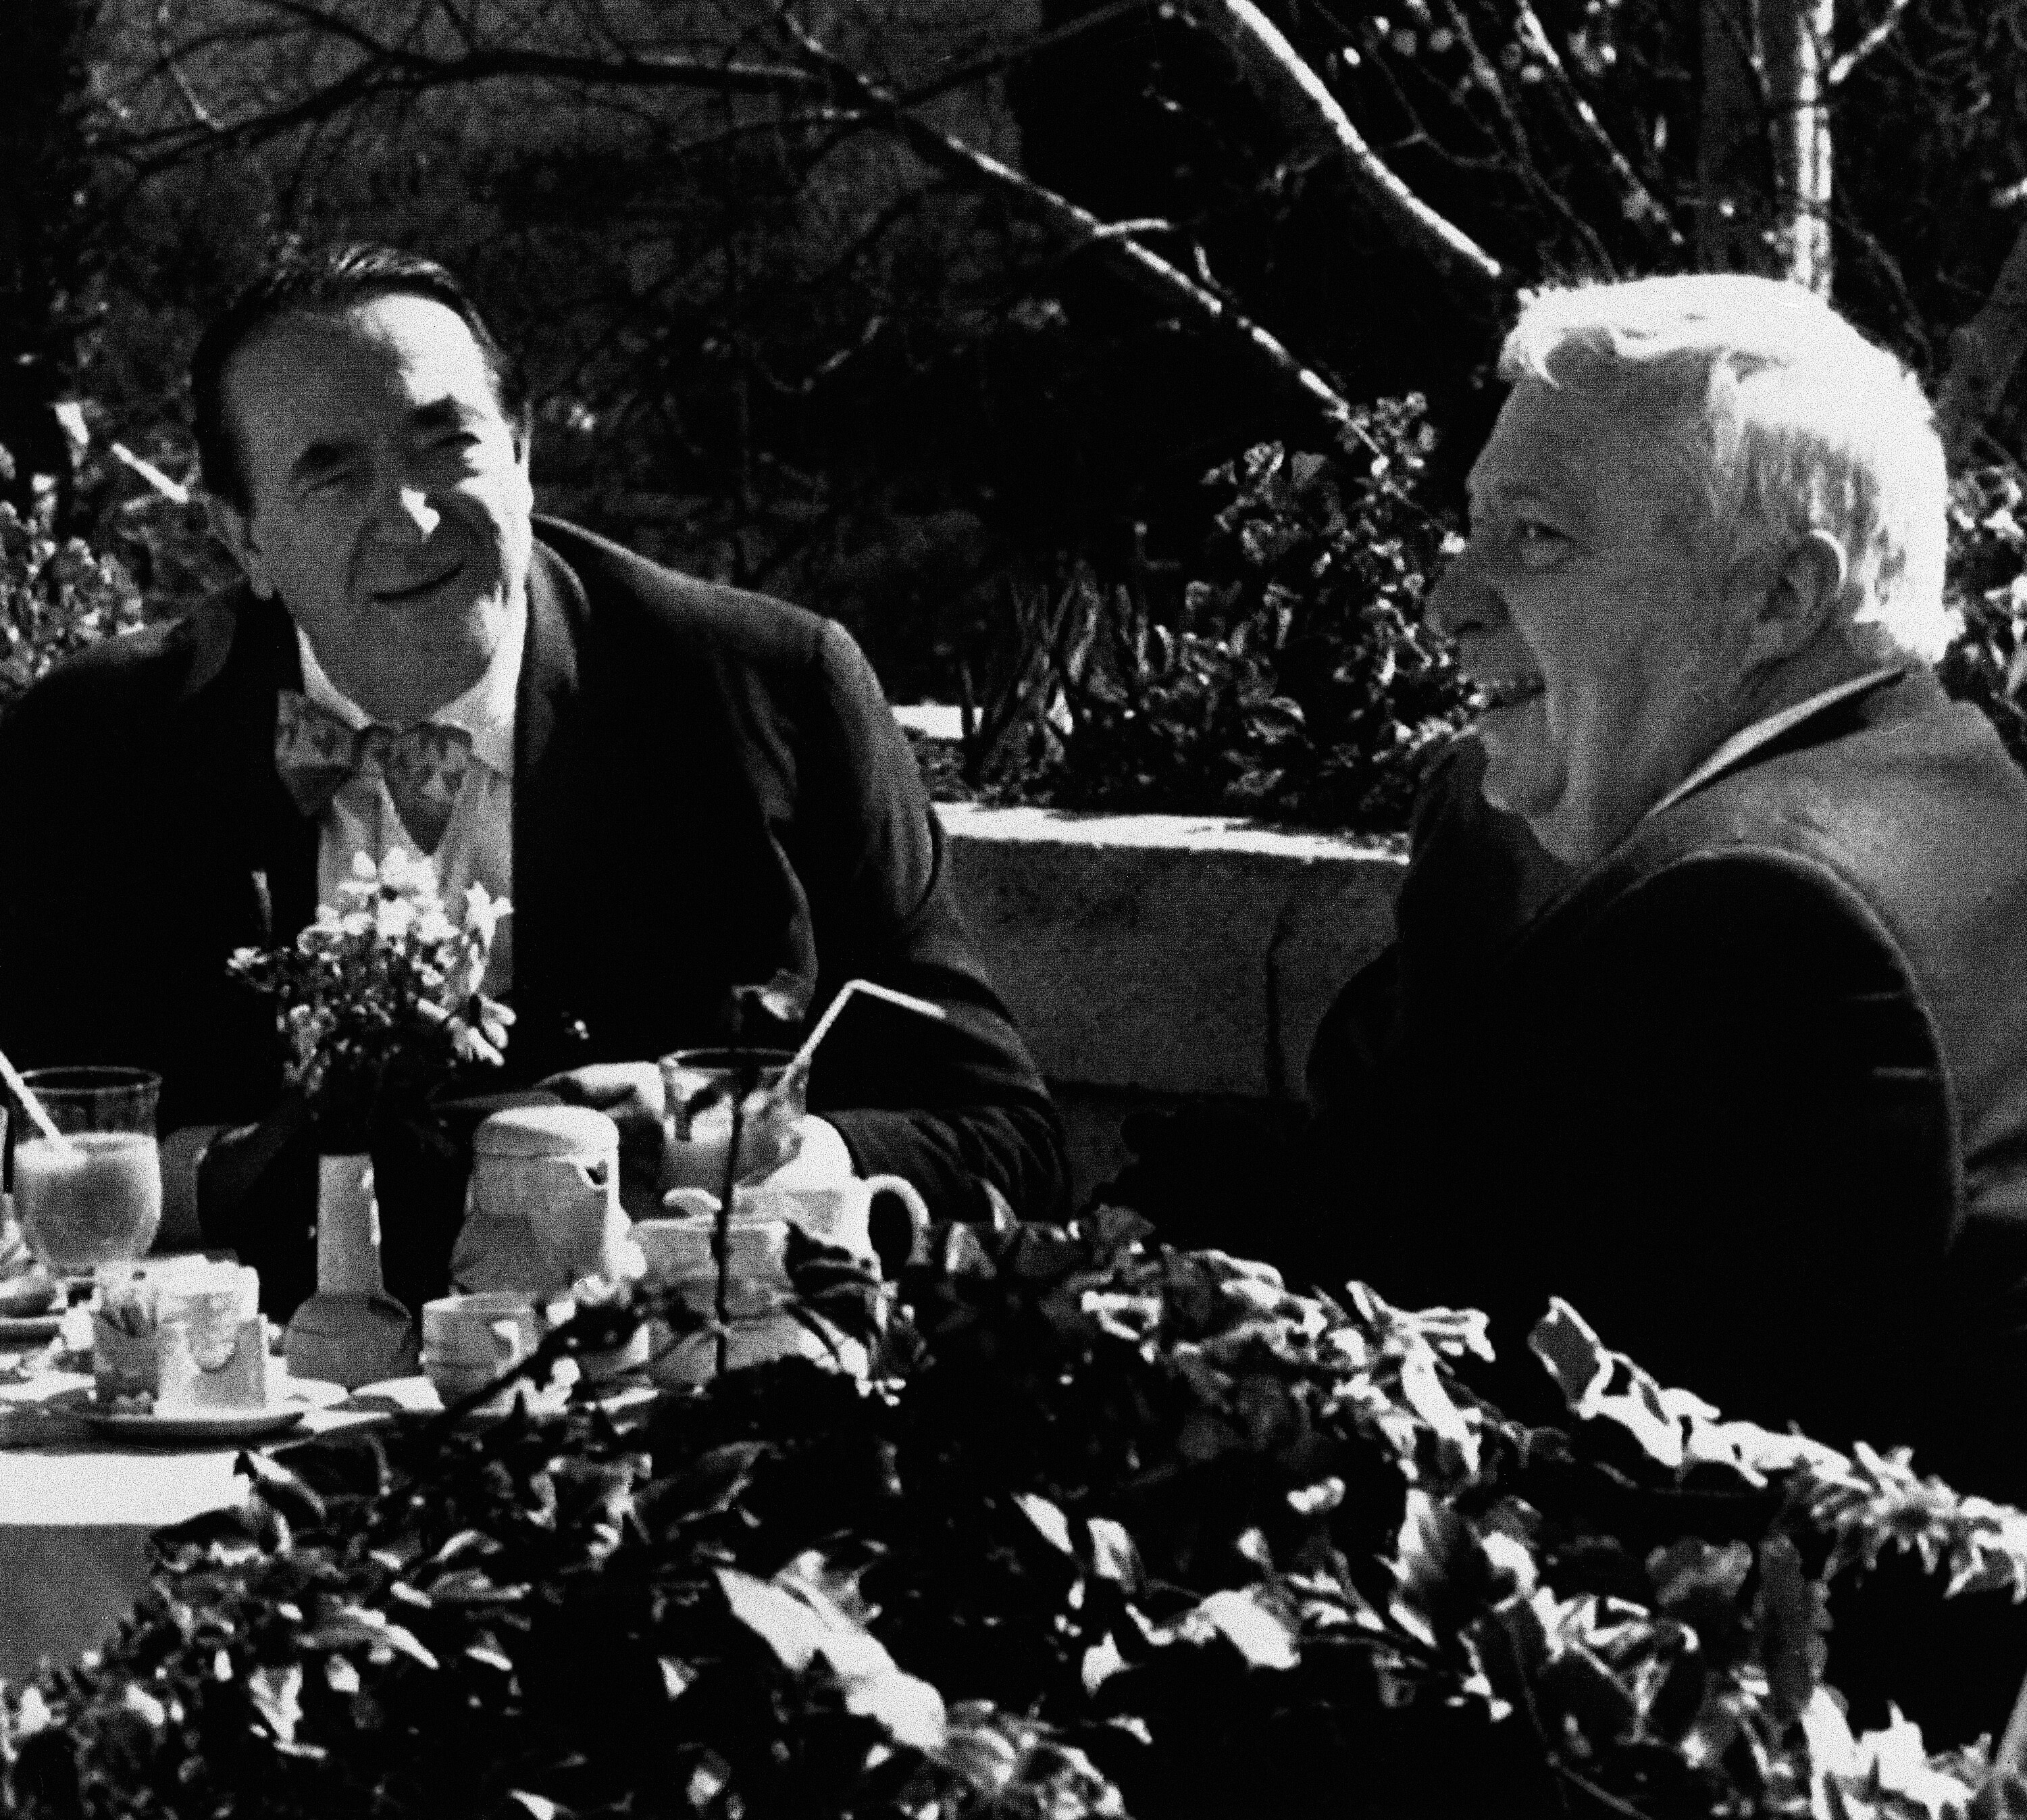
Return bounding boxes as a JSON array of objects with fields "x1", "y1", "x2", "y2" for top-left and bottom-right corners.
[
  {"x1": 782, "y1": 979, "x2": 948, "y2": 1086},
  {"x1": 0, "y1": 1046, "x2": 74, "y2": 1148}
]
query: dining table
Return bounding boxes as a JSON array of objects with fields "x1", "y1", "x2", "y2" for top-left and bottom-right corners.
[{"x1": 0, "y1": 1316, "x2": 421, "y2": 1686}]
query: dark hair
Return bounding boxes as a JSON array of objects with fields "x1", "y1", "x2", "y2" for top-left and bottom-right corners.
[{"x1": 190, "y1": 240, "x2": 529, "y2": 508}]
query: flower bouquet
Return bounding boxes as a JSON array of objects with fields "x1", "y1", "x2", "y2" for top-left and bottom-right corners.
[
  {"x1": 229, "y1": 850, "x2": 513, "y2": 1152},
  {"x1": 228, "y1": 852, "x2": 512, "y2": 1386}
]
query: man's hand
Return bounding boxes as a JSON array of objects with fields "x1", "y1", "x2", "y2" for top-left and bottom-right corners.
[
  {"x1": 539, "y1": 1063, "x2": 666, "y2": 1217},
  {"x1": 196, "y1": 1087, "x2": 314, "y2": 1230}
]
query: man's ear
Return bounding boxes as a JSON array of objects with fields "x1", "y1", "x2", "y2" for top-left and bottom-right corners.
[
  {"x1": 1738, "y1": 530, "x2": 1847, "y2": 662},
  {"x1": 205, "y1": 493, "x2": 277, "y2": 601}
]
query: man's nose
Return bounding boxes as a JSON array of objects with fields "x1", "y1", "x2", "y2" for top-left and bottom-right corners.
[
  {"x1": 1427, "y1": 537, "x2": 1495, "y2": 640},
  {"x1": 374, "y1": 482, "x2": 441, "y2": 545}
]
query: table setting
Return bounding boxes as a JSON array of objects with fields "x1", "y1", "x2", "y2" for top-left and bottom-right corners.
[{"x1": 0, "y1": 855, "x2": 950, "y2": 1688}]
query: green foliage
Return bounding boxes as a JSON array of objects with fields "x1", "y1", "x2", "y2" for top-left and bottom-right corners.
[
  {"x1": 9, "y1": 1212, "x2": 2027, "y2": 1820},
  {"x1": 0, "y1": 451, "x2": 143, "y2": 715},
  {"x1": 962, "y1": 399, "x2": 1474, "y2": 830},
  {"x1": 1938, "y1": 464, "x2": 2027, "y2": 772}
]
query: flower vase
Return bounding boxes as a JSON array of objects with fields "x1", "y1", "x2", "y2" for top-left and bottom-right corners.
[{"x1": 284, "y1": 1153, "x2": 420, "y2": 1390}]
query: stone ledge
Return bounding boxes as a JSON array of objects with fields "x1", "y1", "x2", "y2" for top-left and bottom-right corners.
[{"x1": 938, "y1": 803, "x2": 1406, "y2": 1102}]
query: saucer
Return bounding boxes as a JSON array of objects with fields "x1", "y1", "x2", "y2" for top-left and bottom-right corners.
[{"x1": 61, "y1": 1378, "x2": 347, "y2": 1442}]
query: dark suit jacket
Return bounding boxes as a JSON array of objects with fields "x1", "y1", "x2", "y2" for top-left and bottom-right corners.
[
  {"x1": 0, "y1": 520, "x2": 1067, "y2": 1309},
  {"x1": 1309, "y1": 668, "x2": 2027, "y2": 1508}
]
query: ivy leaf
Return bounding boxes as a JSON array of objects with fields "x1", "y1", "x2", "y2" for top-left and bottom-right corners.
[
  {"x1": 1086, "y1": 1519, "x2": 1143, "y2": 1592},
  {"x1": 1529, "y1": 1298, "x2": 1611, "y2": 1414},
  {"x1": 504, "y1": 1793, "x2": 573, "y2": 1820},
  {"x1": 641, "y1": 1442, "x2": 769, "y2": 1530},
  {"x1": 1014, "y1": 1494, "x2": 1076, "y2": 1558},
  {"x1": 1187, "y1": 1588, "x2": 1300, "y2": 1670},
  {"x1": 716, "y1": 1567, "x2": 823, "y2": 1673},
  {"x1": 1529, "y1": 1299, "x2": 1718, "y2": 1471},
  {"x1": 237, "y1": 1450, "x2": 328, "y2": 1530},
  {"x1": 305, "y1": 1605, "x2": 440, "y2": 1670},
  {"x1": 1398, "y1": 1344, "x2": 1480, "y2": 1472},
  {"x1": 426, "y1": 1569, "x2": 528, "y2": 1606}
]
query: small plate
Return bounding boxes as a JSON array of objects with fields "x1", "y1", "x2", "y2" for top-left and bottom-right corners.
[
  {"x1": 68, "y1": 1378, "x2": 347, "y2": 1442},
  {"x1": 0, "y1": 1312, "x2": 63, "y2": 1342}
]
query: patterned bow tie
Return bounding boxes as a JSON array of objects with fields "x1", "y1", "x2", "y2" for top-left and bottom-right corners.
[{"x1": 275, "y1": 688, "x2": 474, "y2": 855}]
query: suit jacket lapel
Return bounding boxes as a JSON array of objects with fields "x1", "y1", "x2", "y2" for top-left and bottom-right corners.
[
  {"x1": 174, "y1": 585, "x2": 318, "y2": 942},
  {"x1": 509, "y1": 543, "x2": 590, "y2": 1075}
]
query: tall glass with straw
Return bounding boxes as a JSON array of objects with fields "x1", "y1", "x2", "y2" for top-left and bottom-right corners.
[
  {"x1": 0, "y1": 1053, "x2": 162, "y2": 1275},
  {"x1": 655, "y1": 980, "x2": 947, "y2": 1376}
]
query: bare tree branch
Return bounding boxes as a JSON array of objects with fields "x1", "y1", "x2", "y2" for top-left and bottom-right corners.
[
  {"x1": 1509, "y1": 0, "x2": 1683, "y2": 249},
  {"x1": 775, "y1": 9, "x2": 1354, "y2": 429},
  {"x1": 153, "y1": 0, "x2": 226, "y2": 133},
  {"x1": 1430, "y1": 0, "x2": 1615, "y2": 274},
  {"x1": 1828, "y1": 0, "x2": 1916, "y2": 86},
  {"x1": 1937, "y1": 219, "x2": 2027, "y2": 467},
  {"x1": 1176, "y1": 0, "x2": 1507, "y2": 301}
]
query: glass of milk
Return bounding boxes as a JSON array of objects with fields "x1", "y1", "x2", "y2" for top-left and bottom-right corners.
[{"x1": 11, "y1": 1067, "x2": 163, "y2": 1273}]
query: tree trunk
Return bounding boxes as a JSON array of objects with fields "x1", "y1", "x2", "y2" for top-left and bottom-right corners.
[
  {"x1": 1697, "y1": 0, "x2": 1834, "y2": 290},
  {"x1": 1767, "y1": 0, "x2": 1835, "y2": 293}
]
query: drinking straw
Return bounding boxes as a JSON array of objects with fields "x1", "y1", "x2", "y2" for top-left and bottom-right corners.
[
  {"x1": 0, "y1": 1046, "x2": 73, "y2": 1148},
  {"x1": 1999, "y1": 1669, "x2": 2027, "y2": 1773},
  {"x1": 781, "y1": 978, "x2": 948, "y2": 1085}
]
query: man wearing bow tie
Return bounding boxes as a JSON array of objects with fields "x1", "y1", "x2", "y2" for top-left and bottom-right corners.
[{"x1": 0, "y1": 243, "x2": 1066, "y2": 1314}]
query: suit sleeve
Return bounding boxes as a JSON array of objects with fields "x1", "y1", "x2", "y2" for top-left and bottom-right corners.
[{"x1": 790, "y1": 622, "x2": 1070, "y2": 1222}]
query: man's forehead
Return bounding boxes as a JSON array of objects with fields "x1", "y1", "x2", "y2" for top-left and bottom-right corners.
[
  {"x1": 227, "y1": 297, "x2": 493, "y2": 417},
  {"x1": 1468, "y1": 384, "x2": 1667, "y2": 512}
]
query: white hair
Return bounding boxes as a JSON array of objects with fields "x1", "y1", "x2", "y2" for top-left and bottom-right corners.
[{"x1": 1500, "y1": 274, "x2": 1953, "y2": 661}]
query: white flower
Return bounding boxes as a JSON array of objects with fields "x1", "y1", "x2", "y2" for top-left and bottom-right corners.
[{"x1": 462, "y1": 882, "x2": 510, "y2": 947}]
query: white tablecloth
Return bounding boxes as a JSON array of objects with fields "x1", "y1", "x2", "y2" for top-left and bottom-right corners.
[{"x1": 0, "y1": 1356, "x2": 401, "y2": 1682}]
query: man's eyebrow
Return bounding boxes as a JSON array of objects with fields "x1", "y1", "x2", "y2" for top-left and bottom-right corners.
[
  {"x1": 411, "y1": 398, "x2": 480, "y2": 431},
  {"x1": 288, "y1": 437, "x2": 359, "y2": 485}
]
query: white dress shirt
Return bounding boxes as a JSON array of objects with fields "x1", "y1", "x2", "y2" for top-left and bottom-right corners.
[{"x1": 294, "y1": 604, "x2": 524, "y2": 997}]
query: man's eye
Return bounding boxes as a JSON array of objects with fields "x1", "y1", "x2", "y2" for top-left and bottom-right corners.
[
  {"x1": 1514, "y1": 518, "x2": 1568, "y2": 565},
  {"x1": 299, "y1": 466, "x2": 358, "y2": 499}
]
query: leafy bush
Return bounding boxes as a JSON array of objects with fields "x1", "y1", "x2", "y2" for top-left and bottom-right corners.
[
  {"x1": 958, "y1": 399, "x2": 1475, "y2": 832},
  {"x1": 8, "y1": 1211, "x2": 2027, "y2": 1820},
  {"x1": 1939, "y1": 463, "x2": 2027, "y2": 771},
  {"x1": 0, "y1": 455, "x2": 144, "y2": 717}
]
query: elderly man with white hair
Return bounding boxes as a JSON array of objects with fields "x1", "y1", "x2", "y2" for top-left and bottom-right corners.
[{"x1": 1308, "y1": 274, "x2": 2027, "y2": 1517}]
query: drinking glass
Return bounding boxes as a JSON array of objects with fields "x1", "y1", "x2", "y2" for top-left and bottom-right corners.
[
  {"x1": 11, "y1": 1067, "x2": 163, "y2": 1273},
  {"x1": 657, "y1": 1048, "x2": 804, "y2": 1195}
]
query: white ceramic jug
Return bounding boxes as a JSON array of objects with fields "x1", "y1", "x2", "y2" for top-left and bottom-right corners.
[{"x1": 453, "y1": 1106, "x2": 636, "y2": 1296}]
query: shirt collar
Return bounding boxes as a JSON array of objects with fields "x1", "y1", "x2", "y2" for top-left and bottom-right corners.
[
  {"x1": 293, "y1": 593, "x2": 525, "y2": 778},
  {"x1": 1644, "y1": 662, "x2": 1904, "y2": 823}
]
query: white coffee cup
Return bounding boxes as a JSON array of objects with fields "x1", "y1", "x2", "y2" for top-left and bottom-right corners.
[
  {"x1": 420, "y1": 1290, "x2": 551, "y2": 1407},
  {"x1": 659, "y1": 1173, "x2": 930, "y2": 1273}
]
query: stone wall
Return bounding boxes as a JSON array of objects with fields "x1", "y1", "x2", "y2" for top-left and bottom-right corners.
[{"x1": 935, "y1": 803, "x2": 1406, "y2": 1203}]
